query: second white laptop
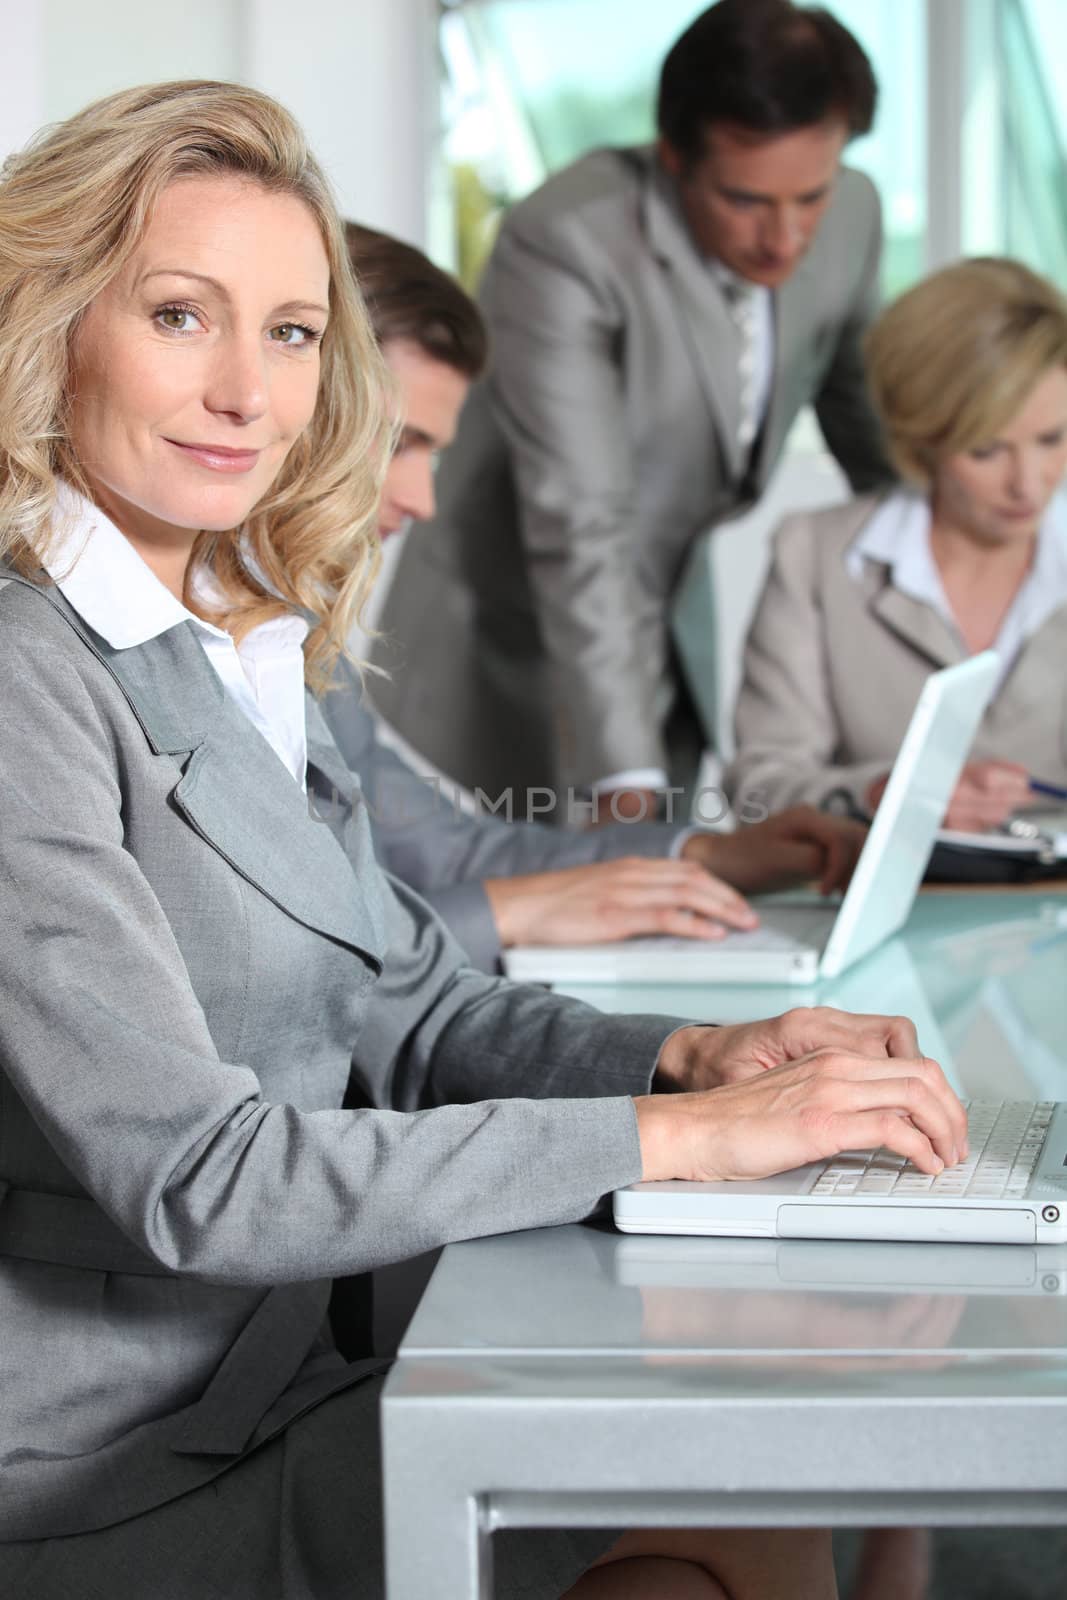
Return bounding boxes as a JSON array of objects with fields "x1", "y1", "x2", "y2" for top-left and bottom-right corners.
[{"x1": 504, "y1": 652, "x2": 1000, "y2": 986}]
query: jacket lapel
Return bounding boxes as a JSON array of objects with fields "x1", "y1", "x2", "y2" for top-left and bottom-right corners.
[
  {"x1": 8, "y1": 573, "x2": 385, "y2": 969},
  {"x1": 172, "y1": 722, "x2": 384, "y2": 971},
  {"x1": 865, "y1": 572, "x2": 963, "y2": 669},
  {"x1": 640, "y1": 153, "x2": 746, "y2": 481},
  {"x1": 751, "y1": 256, "x2": 816, "y2": 489}
]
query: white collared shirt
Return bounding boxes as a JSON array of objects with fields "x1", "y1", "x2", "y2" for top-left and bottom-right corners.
[
  {"x1": 846, "y1": 486, "x2": 1067, "y2": 692},
  {"x1": 44, "y1": 486, "x2": 310, "y2": 788}
]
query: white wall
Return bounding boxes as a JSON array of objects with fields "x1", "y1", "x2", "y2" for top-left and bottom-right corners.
[
  {"x1": 40, "y1": 0, "x2": 242, "y2": 122},
  {"x1": 1, "y1": 0, "x2": 436, "y2": 244},
  {"x1": 0, "y1": 1, "x2": 44, "y2": 165},
  {"x1": 244, "y1": 0, "x2": 438, "y2": 244}
]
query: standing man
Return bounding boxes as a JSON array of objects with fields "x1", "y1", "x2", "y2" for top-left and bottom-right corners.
[
  {"x1": 370, "y1": 0, "x2": 893, "y2": 821},
  {"x1": 329, "y1": 224, "x2": 865, "y2": 974}
]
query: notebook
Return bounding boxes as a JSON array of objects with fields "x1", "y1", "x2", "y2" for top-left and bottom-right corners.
[
  {"x1": 614, "y1": 1098, "x2": 1067, "y2": 1245},
  {"x1": 937, "y1": 809, "x2": 1067, "y2": 864},
  {"x1": 505, "y1": 652, "x2": 1000, "y2": 986}
]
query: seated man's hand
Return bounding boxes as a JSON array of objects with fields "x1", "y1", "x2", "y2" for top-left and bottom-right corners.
[
  {"x1": 484, "y1": 858, "x2": 758, "y2": 948},
  {"x1": 682, "y1": 805, "x2": 867, "y2": 895},
  {"x1": 639, "y1": 1007, "x2": 967, "y2": 1183},
  {"x1": 867, "y1": 759, "x2": 1031, "y2": 833}
]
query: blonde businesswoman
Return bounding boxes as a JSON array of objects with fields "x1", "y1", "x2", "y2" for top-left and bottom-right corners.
[
  {"x1": 0, "y1": 82, "x2": 965, "y2": 1599},
  {"x1": 727, "y1": 258, "x2": 1067, "y2": 832}
]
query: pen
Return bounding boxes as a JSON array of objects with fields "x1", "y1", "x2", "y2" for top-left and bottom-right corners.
[{"x1": 1029, "y1": 779, "x2": 1067, "y2": 803}]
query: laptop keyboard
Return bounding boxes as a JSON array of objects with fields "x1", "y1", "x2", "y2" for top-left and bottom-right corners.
[
  {"x1": 810, "y1": 1100, "x2": 1054, "y2": 1200},
  {"x1": 717, "y1": 909, "x2": 835, "y2": 952},
  {"x1": 717, "y1": 925, "x2": 820, "y2": 952}
]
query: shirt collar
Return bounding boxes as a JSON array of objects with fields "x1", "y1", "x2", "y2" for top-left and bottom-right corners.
[
  {"x1": 845, "y1": 489, "x2": 947, "y2": 612},
  {"x1": 707, "y1": 257, "x2": 766, "y2": 303},
  {"x1": 44, "y1": 483, "x2": 308, "y2": 652},
  {"x1": 1029, "y1": 487, "x2": 1067, "y2": 593},
  {"x1": 847, "y1": 485, "x2": 1067, "y2": 602},
  {"x1": 846, "y1": 485, "x2": 1067, "y2": 678}
]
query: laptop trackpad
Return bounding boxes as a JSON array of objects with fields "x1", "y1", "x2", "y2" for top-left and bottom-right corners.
[
  {"x1": 755, "y1": 902, "x2": 837, "y2": 950},
  {"x1": 777, "y1": 1204, "x2": 1036, "y2": 1244}
]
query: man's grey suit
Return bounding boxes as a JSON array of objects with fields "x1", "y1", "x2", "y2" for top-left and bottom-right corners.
[
  {"x1": 322, "y1": 658, "x2": 689, "y2": 972},
  {"x1": 371, "y1": 145, "x2": 892, "y2": 803},
  {"x1": 0, "y1": 569, "x2": 679, "y2": 1556}
]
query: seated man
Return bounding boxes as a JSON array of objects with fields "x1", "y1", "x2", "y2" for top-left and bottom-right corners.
[{"x1": 326, "y1": 224, "x2": 865, "y2": 974}]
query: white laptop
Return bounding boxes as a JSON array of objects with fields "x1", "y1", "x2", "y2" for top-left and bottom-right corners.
[
  {"x1": 614, "y1": 1100, "x2": 1067, "y2": 1246},
  {"x1": 505, "y1": 653, "x2": 1000, "y2": 986}
]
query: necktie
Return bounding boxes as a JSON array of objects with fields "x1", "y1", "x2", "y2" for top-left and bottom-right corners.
[{"x1": 722, "y1": 279, "x2": 760, "y2": 456}]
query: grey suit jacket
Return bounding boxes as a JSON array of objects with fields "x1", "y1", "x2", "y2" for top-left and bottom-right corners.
[
  {"x1": 725, "y1": 497, "x2": 1067, "y2": 815},
  {"x1": 370, "y1": 146, "x2": 891, "y2": 801},
  {"x1": 322, "y1": 658, "x2": 688, "y2": 972},
  {"x1": 0, "y1": 570, "x2": 680, "y2": 1542}
]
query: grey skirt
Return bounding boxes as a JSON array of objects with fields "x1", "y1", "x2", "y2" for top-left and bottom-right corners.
[{"x1": 0, "y1": 1374, "x2": 614, "y2": 1599}]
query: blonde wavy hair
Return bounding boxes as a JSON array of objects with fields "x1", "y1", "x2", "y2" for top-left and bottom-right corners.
[
  {"x1": 0, "y1": 80, "x2": 391, "y2": 689},
  {"x1": 865, "y1": 256, "x2": 1067, "y2": 488}
]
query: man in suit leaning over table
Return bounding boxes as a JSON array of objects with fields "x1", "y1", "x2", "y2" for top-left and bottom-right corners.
[
  {"x1": 370, "y1": 0, "x2": 894, "y2": 824},
  {"x1": 328, "y1": 224, "x2": 866, "y2": 974}
]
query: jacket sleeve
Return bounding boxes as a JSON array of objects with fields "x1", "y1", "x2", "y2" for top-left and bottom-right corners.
[
  {"x1": 478, "y1": 209, "x2": 673, "y2": 789},
  {"x1": 322, "y1": 665, "x2": 687, "y2": 972},
  {"x1": 0, "y1": 622, "x2": 684, "y2": 1289},
  {"x1": 812, "y1": 177, "x2": 895, "y2": 495},
  {"x1": 725, "y1": 514, "x2": 891, "y2": 816}
]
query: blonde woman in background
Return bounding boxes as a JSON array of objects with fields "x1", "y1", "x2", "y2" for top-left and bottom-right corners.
[
  {"x1": 727, "y1": 258, "x2": 1067, "y2": 831},
  {"x1": 0, "y1": 81, "x2": 964, "y2": 1600}
]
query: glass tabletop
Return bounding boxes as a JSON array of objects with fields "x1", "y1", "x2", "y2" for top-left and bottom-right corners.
[
  {"x1": 553, "y1": 890, "x2": 1067, "y2": 1101},
  {"x1": 399, "y1": 892, "x2": 1067, "y2": 1391}
]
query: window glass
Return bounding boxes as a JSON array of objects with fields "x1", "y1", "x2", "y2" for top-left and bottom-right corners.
[
  {"x1": 996, "y1": 0, "x2": 1067, "y2": 277},
  {"x1": 1021, "y1": 0, "x2": 1067, "y2": 148},
  {"x1": 440, "y1": 0, "x2": 925, "y2": 295}
]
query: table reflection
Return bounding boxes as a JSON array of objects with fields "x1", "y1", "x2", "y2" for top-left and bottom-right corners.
[
  {"x1": 402, "y1": 1222, "x2": 1067, "y2": 1370},
  {"x1": 615, "y1": 1235, "x2": 1067, "y2": 1366}
]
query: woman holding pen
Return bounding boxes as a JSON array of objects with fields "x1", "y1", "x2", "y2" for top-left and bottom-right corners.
[{"x1": 727, "y1": 257, "x2": 1067, "y2": 835}]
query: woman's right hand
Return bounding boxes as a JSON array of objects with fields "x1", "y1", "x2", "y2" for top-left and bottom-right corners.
[
  {"x1": 867, "y1": 758, "x2": 1032, "y2": 832},
  {"x1": 941, "y1": 760, "x2": 1032, "y2": 831},
  {"x1": 634, "y1": 1043, "x2": 966, "y2": 1184}
]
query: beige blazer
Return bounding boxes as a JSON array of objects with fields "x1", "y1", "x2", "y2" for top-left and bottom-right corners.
[
  {"x1": 370, "y1": 146, "x2": 891, "y2": 803},
  {"x1": 726, "y1": 497, "x2": 1067, "y2": 816}
]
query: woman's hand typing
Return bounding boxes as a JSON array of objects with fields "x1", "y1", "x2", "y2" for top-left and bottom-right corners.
[{"x1": 637, "y1": 1007, "x2": 967, "y2": 1184}]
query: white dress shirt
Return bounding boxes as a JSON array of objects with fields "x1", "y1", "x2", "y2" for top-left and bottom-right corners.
[
  {"x1": 846, "y1": 486, "x2": 1067, "y2": 693},
  {"x1": 44, "y1": 486, "x2": 310, "y2": 788}
]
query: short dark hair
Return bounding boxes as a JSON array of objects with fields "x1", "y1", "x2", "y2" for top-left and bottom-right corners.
[
  {"x1": 657, "y1": 0, "x2": 877, "y2": 165},
  {"x1": 343, "y1": 222, "x2": 489, "y2": 380}
]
